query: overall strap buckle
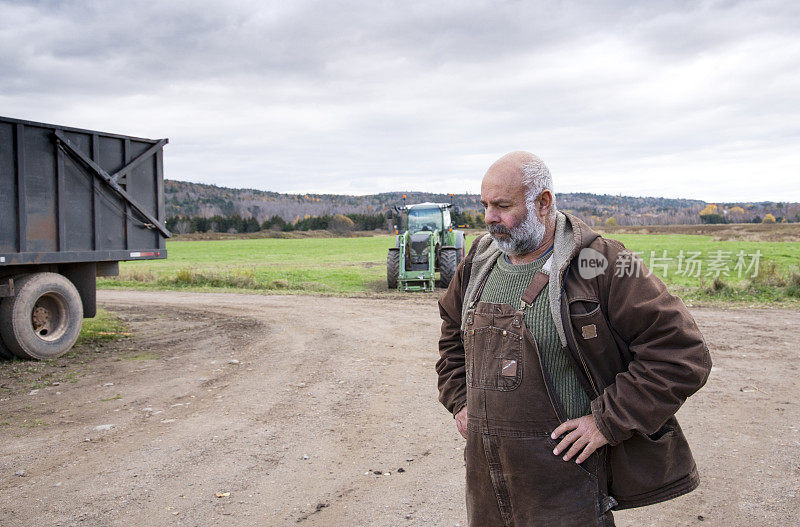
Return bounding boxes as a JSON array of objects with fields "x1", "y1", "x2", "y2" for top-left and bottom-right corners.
[{"x1": 519, "y1": 270, "x2": 549, "y2": 310}]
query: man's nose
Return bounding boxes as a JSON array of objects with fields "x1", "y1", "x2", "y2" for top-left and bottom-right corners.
[{"x1": 485, "y1": 207, "x2": 499, "y2": 224}]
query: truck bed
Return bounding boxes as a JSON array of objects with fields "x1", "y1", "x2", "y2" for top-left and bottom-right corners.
[{"x1": 0, "y1": 116, "x2": 169, "y2": 266}]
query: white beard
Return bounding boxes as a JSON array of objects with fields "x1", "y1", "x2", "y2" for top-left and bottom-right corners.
[{"x1": 488, "y1": 210, "x2": 546, "y2": 256}]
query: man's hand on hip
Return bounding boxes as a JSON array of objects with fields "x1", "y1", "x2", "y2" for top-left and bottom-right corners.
[
  {"x1": 455, "y1": 406, "x2": 468, "y2": 439},
  {"x1": 551, "y1": 415, "x2": 608, "y2": 464}
]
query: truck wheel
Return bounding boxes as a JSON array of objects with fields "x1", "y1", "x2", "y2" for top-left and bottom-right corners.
[
  {"x1": 0, "y1": 272, "x2": 83, "y2": 360},
  {"x1": 438, "y1": 248, "x2": 458, "y2": 288},
  {"x1": 387, "y1": 249, "x2": 400, "y2": 290}
]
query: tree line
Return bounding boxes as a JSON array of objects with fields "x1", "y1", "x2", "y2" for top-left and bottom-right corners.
[
  {"x1": 165, "y1": 212, "x2": 390, "y2": 234},
  {"x1": 697, "y1": 203, "x2": 800, "y2": 224},
  {"x1": 166, "y1": 208, "x2": 487, "y2": 235}
]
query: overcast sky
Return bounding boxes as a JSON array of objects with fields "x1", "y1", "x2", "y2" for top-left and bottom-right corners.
[{"x1": 2, "y1": 0, "x2": 798, "y2": 201}]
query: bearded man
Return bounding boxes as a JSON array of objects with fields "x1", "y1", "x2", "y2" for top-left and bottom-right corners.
[{"x1": 436, "y1": 151, "x2": 711, "y2": 526}]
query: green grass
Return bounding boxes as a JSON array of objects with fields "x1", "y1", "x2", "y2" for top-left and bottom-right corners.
[
  {"x1": 610, "y1": 234, "x2": 800, "y2": 303},
  {"x1": 126, "y1": 352, "x2": 159, "y2": 361},
  {"x1": 99, "y1": 237, "x2": 394, "y2": 294},
  {"x1": 96, "y1": 233, "x2": 800, "y2": 305},
  {"x1": 76, "y1": 308, "x2": 131, "y2": 345}
]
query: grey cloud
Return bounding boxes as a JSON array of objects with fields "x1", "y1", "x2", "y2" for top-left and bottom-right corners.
[
  {"x1": 3, "y1": 1, "x2": 790, "y2": 96},
  {"x1": 0, "y1": 1, "x2": 624, "y2": 93},
  {"x1": 1, "y1": 0, "x2": 798, "y2": 200}
]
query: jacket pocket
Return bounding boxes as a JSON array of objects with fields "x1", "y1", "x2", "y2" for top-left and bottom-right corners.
[
  {"x1": 568, "y1": 299, "x2": 608, "y2": 348},
  {"x1": 568, "y1": 299, "x2": 622, "y2": 386},
  {"x1": 607, "y1": 417, "x2": 698, "y2": 507}
]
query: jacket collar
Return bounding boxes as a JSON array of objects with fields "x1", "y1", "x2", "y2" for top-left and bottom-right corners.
[{"x1": 462, "y1": 211, "x2": 602, "y2": 347}]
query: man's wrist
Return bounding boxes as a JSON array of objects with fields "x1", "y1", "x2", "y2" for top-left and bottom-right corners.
[{"x1": 590, "y1": 398, "x2": 619, "y2": 446}]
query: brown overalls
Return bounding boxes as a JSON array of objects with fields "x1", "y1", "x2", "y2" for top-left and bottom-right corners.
[{"x1": 463, "y1": 270, "x2": 616, "y2": 526}]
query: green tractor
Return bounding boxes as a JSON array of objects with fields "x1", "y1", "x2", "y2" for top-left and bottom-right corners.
[{"x1": 387, "y1": 202, "x2": 466, "y2": 292}]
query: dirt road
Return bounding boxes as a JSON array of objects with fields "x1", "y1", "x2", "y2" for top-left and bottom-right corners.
[{"x1": 1, "y1": 291, "x2": 798, "y2": 526}]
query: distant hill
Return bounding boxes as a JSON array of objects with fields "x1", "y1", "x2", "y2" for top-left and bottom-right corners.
[{"x1": 165, "y1": 180, "x2": 799, "y2": 227}]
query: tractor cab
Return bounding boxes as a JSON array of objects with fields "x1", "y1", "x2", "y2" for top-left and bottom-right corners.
[{"x1": 406, "y1": 204, "x2": 450, "y2": 234}]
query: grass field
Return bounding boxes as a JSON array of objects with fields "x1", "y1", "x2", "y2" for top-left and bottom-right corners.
[
  {"x1": 606, "y1": 234, "x2": 800, "y2": 302},
  {"x1": 99, "y1": 237, "x2": 391, "y2": 294},
  {"x1": 98, "y1": 232, "x2": 800, "y2": 305}
]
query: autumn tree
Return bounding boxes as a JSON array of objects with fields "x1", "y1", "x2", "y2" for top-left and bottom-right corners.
[
  {"x1": 727, "y1": 206, "x2": 746, "y2": 223},
  {"x1": 699, "y1": 203, "x2": 727, "y2": 224},
  {"x1": 329, "y1": 214, "x2": 355, "y2": 234},
  {"x1": 699, "y1": 203, "x2": 718, "y2": 216}
]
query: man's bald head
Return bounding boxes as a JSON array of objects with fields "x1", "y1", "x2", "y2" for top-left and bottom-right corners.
[
  {"x1": 486, "y1": 151, "x2": 538, "y2": 179},
  {"x1": 484, "y1": 151, "x2": 556, "y2": 219}
]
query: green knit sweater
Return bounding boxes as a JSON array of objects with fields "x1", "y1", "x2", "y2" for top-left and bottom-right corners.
[{"x1": 478, "y1": 253, "x2": 591, "y2": 420}]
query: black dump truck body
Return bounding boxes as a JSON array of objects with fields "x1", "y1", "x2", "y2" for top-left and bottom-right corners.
[{"x1": 0, "y1": 116, "x2": 170, "y2": 359}]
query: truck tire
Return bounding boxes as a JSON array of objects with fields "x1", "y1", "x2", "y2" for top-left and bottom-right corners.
[
  {"x1": 438, "y1": 248, "x2": 458, "y2": 288},
  {"x1": 387, "y1": 249, "x2": 400, "y2": 290},
  {"x1": 0, "y1": 272, "x2": 83, "y2": 360}
]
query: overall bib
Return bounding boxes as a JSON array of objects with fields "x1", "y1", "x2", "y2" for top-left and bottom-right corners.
[{"x1": 463, "y1": 270, "x2": 615, "y2": 526}]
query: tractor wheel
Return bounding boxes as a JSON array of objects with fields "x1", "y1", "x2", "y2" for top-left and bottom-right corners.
[
  {"x1": 0, "y1": 272, "x2": 83, "y2": 360},
  {"x1": 438, "y1": 248, "x2": 458, "y2": 288},
  {"x1": 387, "y1": 249, "x2": 400, "y2": 290}
]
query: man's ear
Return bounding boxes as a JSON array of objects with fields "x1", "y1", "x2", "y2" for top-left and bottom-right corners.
[{"x1": 537, "y1": 190, "x2": 553, "y2": 219}]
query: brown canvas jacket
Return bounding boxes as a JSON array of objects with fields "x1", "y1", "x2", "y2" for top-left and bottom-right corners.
[{"x1": 436, "y1": 212, "x2": 712, "y2": 509}]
